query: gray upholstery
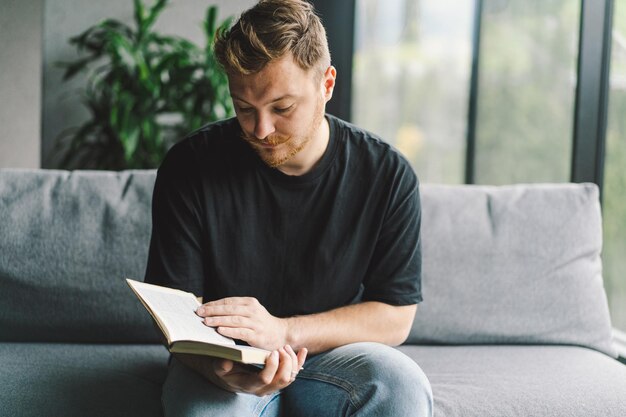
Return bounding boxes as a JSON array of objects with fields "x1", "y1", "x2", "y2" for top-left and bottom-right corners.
[
  {"x1": 409, "y1": 184, "x2": 616, "y2": 358},
  {"x1": 398, "y1": 345, "x2": 626, "y2": 417},
  {"x1": 0, "y1": 169, "x2": 159, "y2": 343},
  {"x1": 0, "y1": 343, "x2": 169, "y2": 417},
  {"x1": 1, "y1": 169, "x2": 625, "y2": 417}
]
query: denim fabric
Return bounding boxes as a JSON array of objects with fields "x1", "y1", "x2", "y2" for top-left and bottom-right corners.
[{"x1": 162, "y1": 342, "x2": 433, "y2": 417}]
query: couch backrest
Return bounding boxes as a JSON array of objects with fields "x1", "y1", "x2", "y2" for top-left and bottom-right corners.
[
  {"x1": 408, "y1": 183, "x2": 617, "y2": 357},
  {"x1": 0, "y1": 169, "x2": 160, "y2": 343},
  {"x1": 0, "y1": 170, "x2": 616, "y2": 356}
]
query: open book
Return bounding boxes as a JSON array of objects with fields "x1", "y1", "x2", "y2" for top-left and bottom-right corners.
[{"x1": 126, "y1": 279, "x2": 270, "y2": 365}]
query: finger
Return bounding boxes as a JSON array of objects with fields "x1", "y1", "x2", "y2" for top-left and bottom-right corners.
[
  {"x1": 216, "y1": 326, "x2": 254, "y2": 342},
  {"x1": 285, "y1": 345, "x2": 298, "y2": 378},
  {"x1": 200, "y1": 297, "x2": 257, "y2": 309},
  {"x1": 296, "y1": 347, "x2": 308, "y2": 370},
  {"x1": 208, "y1": 297, "x2": 257, "y2": 305},
  {"x1": 274, "y1": 347, "x2": 293, "y2": 386},
  {"x1": 196, "y1": 304, "x2": 252, "y2": 318},
  {"x1": 203, "y1": 315, "x2": 252, "y2": 328},
  {"x1": 258, "y1": 350, "x2": 279, "y2": 385},
  {"x1": 213, "y1": 359, "x2": 234, "y2": 377}
]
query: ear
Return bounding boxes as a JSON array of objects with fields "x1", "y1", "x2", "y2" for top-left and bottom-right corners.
[{"x1": 321, "y1": 66, "x2": 337, "y2": 102}]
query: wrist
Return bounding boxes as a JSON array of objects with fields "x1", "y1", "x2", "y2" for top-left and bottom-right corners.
[{"x1": 284, "y1": 316, "x2": 300, "y2": 349}]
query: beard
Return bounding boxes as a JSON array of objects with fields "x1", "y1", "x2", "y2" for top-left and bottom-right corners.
[
  {"x1": 241, "y1": 131, "x2": 305, "y2": 168},
  {"x1": 241, "y1": 97, "x2": 325, "y2": 168}
]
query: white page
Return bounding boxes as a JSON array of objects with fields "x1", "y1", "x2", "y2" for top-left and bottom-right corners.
[{"x1": 129, "y1": 280, "x2": 235, "y2": 346}]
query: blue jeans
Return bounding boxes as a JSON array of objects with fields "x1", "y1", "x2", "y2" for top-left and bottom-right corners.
[{"x1": 162, "y1": 342, "x2": 433, "y2": 416}]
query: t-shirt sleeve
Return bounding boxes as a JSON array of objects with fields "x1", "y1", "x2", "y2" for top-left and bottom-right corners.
[
  {"x1": 144, "y1": 142, "x2": 205, "y2": 297},
  {"x1": 361, "y1": 162, "x2": 422, "y2": 306}
]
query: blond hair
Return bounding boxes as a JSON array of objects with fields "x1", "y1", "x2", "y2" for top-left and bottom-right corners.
[{"x1": 214, "y1": 0, "x2": 331, "y2": 76}]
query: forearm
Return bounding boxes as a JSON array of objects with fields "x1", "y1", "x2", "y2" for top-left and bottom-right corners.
[{"x1": 285, "y1": 302, "x2": 417, "y2": 354}]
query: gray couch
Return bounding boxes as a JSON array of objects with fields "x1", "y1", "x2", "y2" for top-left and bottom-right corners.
[{"x1": 1, "y1": 168, "x2": 625, "y2": 417}]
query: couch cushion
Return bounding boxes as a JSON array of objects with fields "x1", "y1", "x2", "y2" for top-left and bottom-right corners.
[
  {"x1": 0, "y1": 169, "x2": 159, "y2": 343},
  {"x1": 408, "y1": 183, "x2": 616, "y2": 357},
  {"x1": 0, "y1": 342, "x2": 169, "y2": 417},
  {"x1": 398, "y1": 344, "x2": 626, "y2": 417}
]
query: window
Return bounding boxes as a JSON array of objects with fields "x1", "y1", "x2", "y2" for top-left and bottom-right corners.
[
  {"x1": 352, "y1": 0, "x2": 474, "y2": 184},
  {"x1": 604, "y1": 0, "x2": 626, "y2": 330},
  {"x1": 474, "y1": 0, "x2": 580, "y2": 184}
]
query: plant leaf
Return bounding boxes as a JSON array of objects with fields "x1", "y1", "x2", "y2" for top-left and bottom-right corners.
[
  {"x1": 57, "y1": 3, "x2": 235, "y2": 170},
  {"x1": 58, "y1": 57, "x2": 93, "y2": 81},
  {"x1": 144, "y1": 0, "x2": 168, "y2": 32},
  {"x1": 108, "y1": 32, "x2": 136, "y2": 70},
  {"x1": 121, "y1": 126, "x2": 140, "y2": 162},
  {"x1": 204, "y1": 6, "x2": 218, "y2": 42},
  {"x1": 133, "y1": 0, "x2": 146, "y2": 34}
]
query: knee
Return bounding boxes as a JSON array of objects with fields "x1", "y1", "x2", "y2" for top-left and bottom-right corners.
[
  {"x1": 343, "y1": 343, "x2": 433, "y2": 413},
  {"x1": 161, "y1": 358, "x2": 234, "y2": 417}
]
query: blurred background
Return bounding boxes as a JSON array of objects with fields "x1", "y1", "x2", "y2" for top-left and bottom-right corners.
[{"x1": 1, "y1": 0, "x2": 624, "y2": 331}]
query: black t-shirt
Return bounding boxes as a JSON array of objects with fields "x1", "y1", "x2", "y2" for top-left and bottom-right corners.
[{"x1": 144, "y1": 115, "x2": 422, "y2": 318}]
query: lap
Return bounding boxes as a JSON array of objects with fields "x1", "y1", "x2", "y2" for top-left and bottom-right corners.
[
  {"x1": 162, "y1": 343, "x2": 432, "y2": 417},
  {"x1": 162, "y1": 357, "x2": 281, "y2": 417},
  {"x1": 287, "y1": 342, "x2": 432, "y2": 416}
]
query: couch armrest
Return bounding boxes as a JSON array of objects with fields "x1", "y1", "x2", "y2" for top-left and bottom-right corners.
[{"x1": 613, "y1": 328, "x2": 626, "y2": 365}]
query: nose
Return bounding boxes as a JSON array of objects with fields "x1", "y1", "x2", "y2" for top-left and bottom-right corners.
[{"x1": 254, "y1": 112, "x2": 276, "y2": 140}]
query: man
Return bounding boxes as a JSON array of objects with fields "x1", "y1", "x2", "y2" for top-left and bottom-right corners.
[{"x1": 144, "y1": 0, "x2": 433, "y2": 415}]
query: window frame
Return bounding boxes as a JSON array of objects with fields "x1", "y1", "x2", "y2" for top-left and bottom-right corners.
[{"x1": 314, "y1": 0, "x2": 616, "y2": 191}]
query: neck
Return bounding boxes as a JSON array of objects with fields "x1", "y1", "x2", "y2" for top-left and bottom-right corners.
[{"x1": 277, "y1": 116, "x2": 330, "y2": 176}]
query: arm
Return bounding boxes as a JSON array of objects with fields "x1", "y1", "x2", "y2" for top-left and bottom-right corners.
[
  {"x1": 185, "y1": 296, "x2": 415, "y2": 395},
  {"x1": 196, "y1": 297, "x2": 417, "y2": 354},
  {"x1": 285, "y1": 301, "x2": 416, "y2": 354}
]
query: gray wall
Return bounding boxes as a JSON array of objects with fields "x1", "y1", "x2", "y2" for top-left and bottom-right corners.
[
  {"x1": 0, "y1": 0, "x2": 43, "y2": 168},
  {"x1": 0, "y1": 0, "x2": 253, "y2": 169}
]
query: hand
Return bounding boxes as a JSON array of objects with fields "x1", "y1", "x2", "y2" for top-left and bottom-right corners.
[
  {"x1": 175, "y1": 345, "x2": 307, "y2": 396},
  {"x1": 214, "y1": 345, "x2": 307, "y2": 396},
  {"x1": 196, "y1": 297, "x2": 288, "y2": 350}
]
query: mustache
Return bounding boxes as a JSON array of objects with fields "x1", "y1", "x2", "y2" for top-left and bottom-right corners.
[{"x1": 241, "y1": 131, "x2": 291, "y2": 146}]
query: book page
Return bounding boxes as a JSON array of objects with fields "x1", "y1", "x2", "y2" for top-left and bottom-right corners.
[{"x1": 129, "y1": 280, "x2": 235, "y2": 346}]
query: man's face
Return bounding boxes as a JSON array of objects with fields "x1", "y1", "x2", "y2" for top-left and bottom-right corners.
[{"x1": 227, "y1": 54, "x2": 334, "y2": 169}]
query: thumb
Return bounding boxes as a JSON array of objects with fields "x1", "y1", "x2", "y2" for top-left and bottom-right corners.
[{"x1": 213, "y1": 359, "x2": 234, "y2": 376}]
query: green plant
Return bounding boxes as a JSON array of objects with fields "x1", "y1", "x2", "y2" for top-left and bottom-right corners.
[{"x1": 56, "y1": 0, "x2": 233, "y2": 169}]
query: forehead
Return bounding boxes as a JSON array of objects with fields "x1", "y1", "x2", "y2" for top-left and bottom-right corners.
[{"x1": 228, "y1": 55, "x2": 316, "y2": 104}]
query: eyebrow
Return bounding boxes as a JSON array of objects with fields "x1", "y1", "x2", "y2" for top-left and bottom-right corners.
[{"x1": 231, "y1": 94, "x2": 296, "y2": 105}]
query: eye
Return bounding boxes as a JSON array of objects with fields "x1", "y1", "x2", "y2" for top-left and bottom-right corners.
[
  {"x1": 234, "y1": 103, "x2": 254, "y2": 114},
  {"x1": 274, "y1": 104, "x2": 294, "y2": 114},
  {"x1": 238, "y1": 106, "x2": 254, "y2": 114}
]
